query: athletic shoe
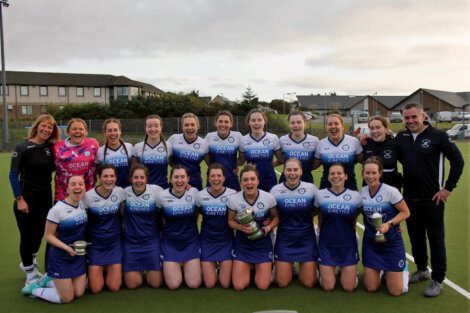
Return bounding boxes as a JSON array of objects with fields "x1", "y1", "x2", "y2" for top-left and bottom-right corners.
[
  {"x1": 424, "y1": 280, "x2": 443, "y2": 297},
  {"x1": 20, "y1": 263, "x2": 43, "y2": 286},
  {"x1": 21, "y1": 282, "x2": 40, "y2": 297},
  {"x1": 409, "y1": 270, "x2": 430, "y2": 284},
  {"x1": 37, "y1": 274, "x2": 53, "y2": 288}
]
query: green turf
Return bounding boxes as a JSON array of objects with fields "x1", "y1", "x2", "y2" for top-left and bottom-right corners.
[{"x1": 0, "y1": 143, "x2": 469, "y2": 313}]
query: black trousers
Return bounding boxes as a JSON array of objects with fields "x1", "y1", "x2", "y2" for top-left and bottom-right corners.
[
  {"x1": 405, "y1": 199, "x2": 446, "y2": 283},
  {"x1": 13, "y1": 192, "x2": 52, "y2": 268}
]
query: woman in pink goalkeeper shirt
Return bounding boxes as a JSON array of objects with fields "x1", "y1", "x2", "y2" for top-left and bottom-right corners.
[{"x1": 53, "y1": 118, "x2": 99, "y2": 202}]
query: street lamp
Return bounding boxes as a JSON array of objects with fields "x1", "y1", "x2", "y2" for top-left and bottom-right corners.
[{"x1": 1, "y1": 0, "x2": 9, "y2": 150}]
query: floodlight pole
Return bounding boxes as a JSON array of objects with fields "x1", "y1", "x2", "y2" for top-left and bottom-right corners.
[{"x1": 0, "y1": 0, "x2": 9, "y2": 150}]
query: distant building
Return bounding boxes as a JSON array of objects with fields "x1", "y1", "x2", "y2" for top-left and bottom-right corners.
[
  {"x1": 210, "y1": 95, "x2": 236, "y2": 106},
  {"x1": 0, "y1": 71, "x2": 164, "y2": 119},
  {"x1": 393, "y1": 88, "x2": 470, "y2": 117}
]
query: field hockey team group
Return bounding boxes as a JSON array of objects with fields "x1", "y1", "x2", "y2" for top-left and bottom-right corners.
[{"x1": 9, "y1": 102, "x2": 464, "y2": 303}]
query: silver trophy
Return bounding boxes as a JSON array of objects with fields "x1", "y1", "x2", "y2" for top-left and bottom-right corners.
[
  {"x1": 235, "y1": 207, "x2": 264, "y2": 240},
  {"x1": 70, "y1": 240, "x2": 91, "y2": 255},
  {"x1": 368, "y1": 212, "x2": 386, "y2": 243}
]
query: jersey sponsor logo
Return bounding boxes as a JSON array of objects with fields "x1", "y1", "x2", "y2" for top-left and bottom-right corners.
[
  {"x1": 287, "y1": 150, "x2": 310, "y2": 159},
  {"x1": 263, "y1": 139, "x2": 270, "y2": 146},
  {"x1": 177, "y1": 149, "x2": 201, "y2": 161},
  {"x1": 343, "y1": 194, "x2": 352, "y2": 201},
  {"x1": 68, "y1": 161, "x2": 90, "y2": 170},
  {"x1": 421, "y1": 139, "x2": 431, "y2": 148},
  {"x1": 341, "y1": 144, "x2": 350, "y2": 151},
  {"x1": 203, "y1": 205, "x2": 226, "y2": 216},
  {"x1": 193, "y1": 143, "x2": 200, "y2": 150},
  {"x1": 383, "y1": 150, "x2": 392, "y2": 159},
  {"x1": 298, "y1": 188, "x2": 306, "y2": 194},
  {"x1": 185, "y1": 195, "x2": 193, "y2": 202},
  {"x1": 97, "y1": 204, "x2": 119, "y2": 215},
  {"x1": 327, "y1": 203, "x2": 351, "y2": 213},
  {"x1": 283, "y1": 198, "x2": 307, "y2": 207},
  {"x1": 228, "y1": 137, "x2": 235, "y2": 143}
]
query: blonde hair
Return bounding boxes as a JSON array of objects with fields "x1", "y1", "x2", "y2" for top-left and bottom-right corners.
[{"x1": 28, "y1": 114, "x2": 60, "y2": 142}]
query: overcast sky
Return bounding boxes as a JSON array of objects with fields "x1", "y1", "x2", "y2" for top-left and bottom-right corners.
[{"x1": 4, "y1": 0, "x2": 470, "y2": 101}]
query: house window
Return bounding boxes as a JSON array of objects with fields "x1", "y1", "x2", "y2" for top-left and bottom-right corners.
[
  {"x1": 0, "y1": 85, "x2": 8, "y2": 96},
  {"x1": 116, "y1": 87, "x2": 128, "y2": 96},
  {"x1": 58, "y1": 86, "x2": 66, "y2": 97},
  {"x1": 20, "y1": 86, "x2": 29, "y2": 96},
  {"x1": 40, "y1": 86, "x2": 48, "y2": 96},
  {"x1": 41, "y1": 105, "x2": 47, "y2": 113},
  {"x1": 76, "y1": 87, "x2": 84, "y2": 97},
  {"x1": 21, "y1": 105, "x2": 33, "y2": 115},
  {"x1": 93, "y1": 87, "x2": 101, "y2": 97}
]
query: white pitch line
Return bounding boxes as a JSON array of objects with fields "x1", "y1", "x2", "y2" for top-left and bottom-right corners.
[
  {"x1": 274, "y1": 168, "x2": 470, "y2": 298},
  {"x1": 355, "y1": 222, "x2": 470, "y2": 300}
]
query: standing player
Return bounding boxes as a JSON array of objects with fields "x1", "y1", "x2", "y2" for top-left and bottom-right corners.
[
  {"x1": 361, "y1": 116, "x2": 402, "y2": 189},
  {"x1": 54, "y1": 118, "x2": 99, "y2": 202},
  {"x1": 227, "y1": 164, "x2": 279, "y2": 291},
  {"x1": 314, "y1": 163, "x2": 362, "y2": 292},
  {"x1": 361, "y1": 157, "x2": 410, "y2": 296},
  {"x1": 197, "y1": 163, "x2": 238, "y2": 288},
  {"x1": 157, "y1": 165, "x2": 201, "y2": 290},
  {"x1": 239, "y1": 109, "x2": 284, "y2": 192},
  {"x1": 271, "y1": 158, "x2": 319, "y2": 288},
  {"x1": 313, "y1": 114, "x2": 363, "y2": 190},
  {"x1": 279, "y1": 111, "x2": 319, "y2": 184},
  {"x1": 9, "y1": 114, "x2": 60, "y2": 285},
  {"x1": 97, "y1": 118, "x2": 133, "y2": 188},
  {"x1": 205, "y1": 111, "x2": 242, "y2": 191},
  {"x1": 122, "y1": 164, "x2": 163, "y2": 289},
  {"x1": 132, "y1": 115, "x2": 172, "y2": 189},
  {"x1": 396, "y1": 103, "x2": 464, "y2": 297},
  {"x1": 22, "y1": 175, "x2": 87, "y2": 304},
  {"x1": 168, "y1": 113, "x2": 208, "y2": 190},
  {"x1": 82, "y1": 164, "x2": 126, "y2": 293}
]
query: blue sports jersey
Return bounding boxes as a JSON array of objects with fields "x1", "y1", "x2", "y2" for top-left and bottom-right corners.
[
  {"x1": 196, "y1": 187, "x2": 237, "y2": 243},
  {"x1": 205, "y1": 131, "x2": 242, "y2": 191},
  {"x1": 46, "y1": 200, "x2": 88, "y2": 278},
  {"x1": 279, "y1": 133, "x2": 319, "y2": 183},
  {"x1": 168, "y1": 134, "x2": 209, "y2": 191},
  {"x1": 239, "y1": 132, "x2": 281, "y2": 192},
  {"x1": 123, "y1": 184, "x2": 163, "y2": 243},
  {"x1": 314, "y1": 188, "x2": 362, "y2": 266},
  {"x1": 361, "y1": 183, "x2": 404, "y2": 243},
  {"x1": 83, "y1": 187, "x2": 126, "y2": 244},
  {"x1": 270, "y1": 182, "x2": 318, "y2": 235},
  {"x1": 132, "y1": 140, "x2": 172, "y2": 189},
  {"x1": 47, "y1": 200, "x2": 88, "y2": 245},
  {"x1": 97, "y1": 142, "x2": 133, "y2": 188},
  {"x1": 227, "y1": 190, "x2": 277, "y2": 263},
  {"x1": 157, "y1": 187, "x2": 199, "y2": 245},
  {"x1": 314, "y1": 135, "x2": 362, "y2": 190}
]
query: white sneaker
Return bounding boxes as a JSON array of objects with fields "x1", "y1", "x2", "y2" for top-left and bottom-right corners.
[{"x1": 20, "y1": 263, "x2": 43, "y2": 286}]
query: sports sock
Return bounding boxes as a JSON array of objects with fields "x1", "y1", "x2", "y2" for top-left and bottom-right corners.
[{"x1": 32, "y1": 287, "x2": 61, "y2": 304}]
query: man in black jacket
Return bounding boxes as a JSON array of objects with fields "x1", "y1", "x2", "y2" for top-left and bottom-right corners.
[{"x1": 396, "y1": 103, "x2": 464, "y2": 297}]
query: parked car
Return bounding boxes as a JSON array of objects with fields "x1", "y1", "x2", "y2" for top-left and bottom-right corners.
[
  {"x1": 452, "y1": 112, "x2": 470, "y2": 121},
  {"x1": 304, "y1": 111, "x2": 317, "y2": 120},
  {"x1": 390, "y1": 112, "x2": 403, "y2": 123},
  {"x1": 357, "y1": 112, "x2": 369, "y2": 123},
  {"x1": 434, "y1": 111, "x2": 453, "y2": 123},
  {"x1": 446, "y1": 124, "x2": 470, "y2": 140}
]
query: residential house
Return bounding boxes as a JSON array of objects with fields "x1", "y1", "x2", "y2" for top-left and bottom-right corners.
[{"x1": 0, "y1": 71, "x2": 165, "y2": 119}]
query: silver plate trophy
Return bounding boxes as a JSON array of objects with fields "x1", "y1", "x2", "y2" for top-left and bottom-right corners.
[
  {"x1": 368, "y1": 212, "x2": 386, "y2": 243},
  {"x1": 235, "y1": 207, "x2": 264, "y2": 240},
  {"x1": 70, "y1": 240, "x2": 91, "y2": 255}
]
